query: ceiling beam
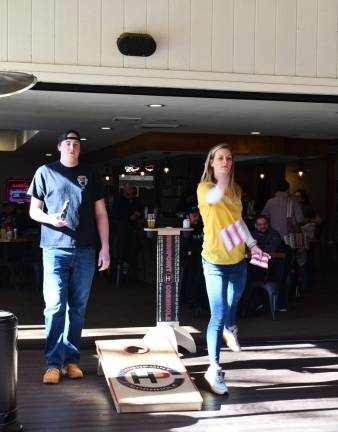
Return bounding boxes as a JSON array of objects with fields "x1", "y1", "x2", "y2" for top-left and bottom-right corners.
[{"x1": 83, "y1": 132, "x2": 333, "y2": 163}]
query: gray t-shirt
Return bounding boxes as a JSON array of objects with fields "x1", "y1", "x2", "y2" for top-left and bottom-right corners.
[
  {"x1": 262, "y1": 191, "x2": 304, "y2": 238},
  {"x1": 27, "y1": 161, "x2": 104, "y2": 248}
]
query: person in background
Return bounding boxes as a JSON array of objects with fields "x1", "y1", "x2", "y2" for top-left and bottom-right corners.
[
  {"x1": 241, "y1": 190, "x2": 255, "y2": 218},
  {"x1": 0, "y1": 202, "x2": 17, "y2": 229},
  {"x1": 180, "y1": 206, "x2": 207, "y2": 314},
  {"x1": 247, "y1": 214, "x2": 283, "y2": 313},
  {"x1": 15, "y1": 203, "x2": 34, "y2": 236},
  {"x1": 251, "y1": 214, "x2": 281, "y2": 254},
  {"x1": 110, "y1": 182, "x2": 144, "y2": 280},
  {"x1": 262, "y1": 179, "x2": 304, "y2": 239},
  {"x1": 293, "y1": 188, "x2": 322, "y2": 292},
  {"x1": 262, "y1": 180, "x2": 304, "y2": 305},
  {"x1": 28, "y1": 130, "x2": 110, "y2": 385},
  {"x1": 293, "y1": 189, "x2": 321, "y2": 226},
  {"x1": 197, "y1": 143, "x2": 263, "y2": 395},
  {"x1": 112, "y1": 183, "x2": 143, "y2": 227}
]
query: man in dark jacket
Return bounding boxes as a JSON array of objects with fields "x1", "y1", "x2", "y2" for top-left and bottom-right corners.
[
  {"x1": 251, "y1": 214, "x2": 281, "y2": 253},
  {"x1": 180, "y1": 206, "x2": 207, "y2": 313}
]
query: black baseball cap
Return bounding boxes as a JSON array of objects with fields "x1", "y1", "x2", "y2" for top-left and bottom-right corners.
[{"x1": 57, "y1": 129, "x2": 81, "y2": 144}]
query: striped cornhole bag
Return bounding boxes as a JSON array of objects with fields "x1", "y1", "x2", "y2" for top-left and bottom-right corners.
[
  {"x1": 220, "y1": 220, "x2": 247, "y2": 251},
  {"x1": 250, "y1": 251, "x2": 270, "y2": 269}
]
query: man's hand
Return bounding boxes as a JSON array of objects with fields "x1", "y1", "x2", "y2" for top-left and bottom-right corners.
[
  {"x1": 48, "y1": 213, "x2": 68, "y2": 228},
  {"x1": 29, "y1": 198, "x2": 69, "y2": 227},
  {"x1": 98, "y1": 247, "x2": 110, "y2": 271}
]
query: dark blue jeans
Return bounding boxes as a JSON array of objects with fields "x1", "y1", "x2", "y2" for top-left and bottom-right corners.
[
  {"x1": 202, "y1": 258, "x2": 247, "y2": 364},
  {"x1": 42, "y1": 247, "x2": 95, "y2": 368}
]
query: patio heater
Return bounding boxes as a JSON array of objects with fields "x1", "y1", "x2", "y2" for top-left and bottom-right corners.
[
  {"x1": 0, "y1": 311, "x2": 22, "y2": 432},
  {"x1": 0, "y1": 71, "x2": 37, "y2": 97}
]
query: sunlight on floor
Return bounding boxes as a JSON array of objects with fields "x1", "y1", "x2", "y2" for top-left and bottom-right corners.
[{"x1": 18, "y1": 325, "x2": 201, "y2": 340}]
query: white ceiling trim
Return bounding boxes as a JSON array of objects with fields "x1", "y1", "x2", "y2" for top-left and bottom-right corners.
[{"x1": 2, "y1": 61, "x2": 338, "y2": 95}]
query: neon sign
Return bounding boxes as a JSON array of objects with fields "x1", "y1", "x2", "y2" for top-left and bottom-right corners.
[
  {"x1": 124, "y1": 164, "x2": 155, "y2": 175},
  {"x1": 7, "y1": 178, "x2": 31, "y2": 203}
]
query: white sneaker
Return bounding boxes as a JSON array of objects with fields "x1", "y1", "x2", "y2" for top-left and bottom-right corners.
[
  {"x1": 204, "y1": 365, "x2": 228, "y2": 395},
  {"x1": 223, "y1": 326, "x2": 241, "y2": 352}
]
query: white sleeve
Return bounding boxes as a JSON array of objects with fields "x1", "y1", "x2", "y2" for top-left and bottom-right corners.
[
  {"x1": 206, "y1": 184, "x2": 225, "y2": 204},
  {"x1": 240, "y1": 219, "x2": 257, "y2": 249}
]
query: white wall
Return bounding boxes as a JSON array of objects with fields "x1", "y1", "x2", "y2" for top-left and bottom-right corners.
[{"x1": 1, "y1": 0, "x2": 338, "y2": 94}]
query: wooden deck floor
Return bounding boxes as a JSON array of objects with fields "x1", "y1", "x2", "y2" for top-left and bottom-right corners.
[{"x1": 16, "y1": 341, "x2": 338, "y2": 432}]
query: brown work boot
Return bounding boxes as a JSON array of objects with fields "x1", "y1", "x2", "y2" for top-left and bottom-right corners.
[
  {"x1": 43, "y1": 368, "x2": 61, "y2": 384},
  {"x1": 63, "y1": 363, "x2": 84, "y2": 379}
]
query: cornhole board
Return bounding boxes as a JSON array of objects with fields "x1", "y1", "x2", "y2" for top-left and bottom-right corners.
[{"x1": 95, "y1": 338, "x2": 203, "y2": 413}]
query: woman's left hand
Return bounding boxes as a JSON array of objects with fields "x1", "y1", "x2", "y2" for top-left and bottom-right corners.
[{"x1": 250, "y1": 244, "x2": 263, "y2": 259}]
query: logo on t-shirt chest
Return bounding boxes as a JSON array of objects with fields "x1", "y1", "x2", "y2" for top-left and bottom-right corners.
[{"x1": 77, "y1": 175, "x2": 88, "y2": 190}]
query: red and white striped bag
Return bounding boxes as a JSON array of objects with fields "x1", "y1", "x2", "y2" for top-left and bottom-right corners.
[
  {"x1": 220, "y1": 220, "x2": 270, "y2": 269},
  {"x1": 220, "y1": 219, "x2": 247, "y2": 251},
  {"x1": 250, "y1": 251, "x2": 270, "y2": 269}
]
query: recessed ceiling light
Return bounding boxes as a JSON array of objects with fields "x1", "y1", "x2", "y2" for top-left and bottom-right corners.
[
  {"x1": 45, "y1": 153, "x2": 53, "y2": 157},
  {"x1": 147, "y1": 104, "x2": 165, "y2": 108},
  {"x1": 100, "y1": 127, "x2": 111, "y2": 130},
  {"x1": 250, "y1": 131, "x2": 261, "y2": 135},
  {"x1": 80, "y1": 137, "x2": 87, "y2": 141}
]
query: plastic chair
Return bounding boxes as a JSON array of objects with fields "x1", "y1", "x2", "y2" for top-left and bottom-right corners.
[{"x1": 243, "y1": 253, "x2": 286, "y2": 320}]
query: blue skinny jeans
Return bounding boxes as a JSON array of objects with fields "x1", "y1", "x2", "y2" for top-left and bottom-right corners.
[{"x1": 202, "y1": 257, "x2": 247, "y2": 364}]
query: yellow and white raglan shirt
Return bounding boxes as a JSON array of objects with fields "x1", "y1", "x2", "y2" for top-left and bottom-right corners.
[{"x1": 197, "y1": 181, "x2": 251, "y2": 265}]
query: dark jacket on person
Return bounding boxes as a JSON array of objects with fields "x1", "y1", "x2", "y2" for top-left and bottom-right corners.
[{"x1": 251, "y1": 227, "x2": 282, "y2": 254}]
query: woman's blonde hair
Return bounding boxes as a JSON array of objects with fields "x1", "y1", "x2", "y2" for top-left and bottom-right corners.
[{"x1": 200, "y1": 143, "x2": 241, "y2": 198}]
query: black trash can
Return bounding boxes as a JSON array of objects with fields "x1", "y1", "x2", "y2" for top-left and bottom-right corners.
[{"x1": 0, "y1": 311, "x2": 22, "y2": 432}]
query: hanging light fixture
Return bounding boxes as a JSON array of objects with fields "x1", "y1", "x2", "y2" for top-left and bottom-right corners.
[
  {"x1": 145, "y1": 164, "x2": 155, "y2": 173},
  {"x1": 293, "y1": 160, "x2": 307, "y2": 177},
  {"x1": 0, "y1": 71, "x2": 37, "y2": 97}
]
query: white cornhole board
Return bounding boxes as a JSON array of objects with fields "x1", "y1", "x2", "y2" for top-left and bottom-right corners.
[{"x1": 95, "y1": 338, "x2": 203, "y2": 413}]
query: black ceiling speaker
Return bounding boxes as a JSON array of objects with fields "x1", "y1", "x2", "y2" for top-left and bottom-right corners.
[{"x1": 117, "y1": 33, "x2": 156, "y2": 57}]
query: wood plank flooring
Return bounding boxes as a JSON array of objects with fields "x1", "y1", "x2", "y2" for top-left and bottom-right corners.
[{"x1": 16, "y1": 341, "x2": 338, "y2": 432}]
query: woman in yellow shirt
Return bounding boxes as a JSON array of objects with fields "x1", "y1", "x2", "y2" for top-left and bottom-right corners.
[{"x1": 197, "y1": 143, "x2": 262, "y2": 395}]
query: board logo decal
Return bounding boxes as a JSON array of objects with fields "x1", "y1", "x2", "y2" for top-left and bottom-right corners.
[{"x1": 117, "y1": 364, "x2": 184, "y2": 392}]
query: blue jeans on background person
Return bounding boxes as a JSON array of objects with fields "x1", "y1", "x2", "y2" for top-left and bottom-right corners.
[
  {"x1": 202, "y1": 257, "x2": 247, "y2": 364},
  {"x1": 42, "y1": 247, "x2": 96, "y2": 369}
]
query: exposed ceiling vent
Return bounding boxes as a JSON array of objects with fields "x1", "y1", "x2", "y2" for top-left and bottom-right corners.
[
  {"x1": 138, "y1": 122, "x2": 180, "y2": 129},
  {"x1": 112, "y1": 116, "x2": 142, "y2": 121}
]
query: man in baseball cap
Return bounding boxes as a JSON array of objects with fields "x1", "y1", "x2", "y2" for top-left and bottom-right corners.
[{"x1": 28, "y1": 130, "x2": 110, "y2": 384}]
